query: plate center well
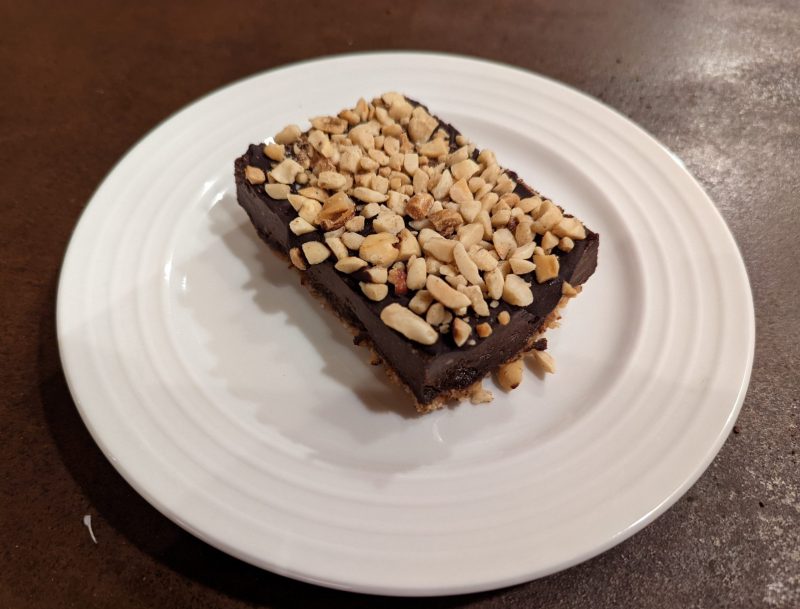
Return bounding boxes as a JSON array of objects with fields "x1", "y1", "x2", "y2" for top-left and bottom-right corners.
[{"x1": 164, "y1": 120, "x2": 643, "y2": 474}]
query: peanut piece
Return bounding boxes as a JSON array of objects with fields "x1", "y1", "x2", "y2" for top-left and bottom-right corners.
[
  {"x1": 344, "y1": 215, "x2": 366, "y2": 232},
  {"x1": 533, "y1": 253, "x2": 560, "y2": 283},
  {"x1": 397, "y1": 229, "x2": 421, "y2": 260},
  {"x1": 457, "y1": 223, "x2": 484, "y2": 250},
  {"x1": 403, "y1": 153, "x2": 419, "y2": 176},
  {"x1": 287, "y1": 193, "x2": 314, "y2": 212},
  {"x1": 451, "y1": 159, "x2": 480, "y2": 182},
  {"x1": 510, "y1": 241, "x2": 535, "y2": 260},
  {"x1": 274, "y1": 124, "x2": 301, "y2": 145},
  {"x1": 428, "y1": 208, "x2": 463, "y2": 238},
  {"x1": 509, "y1": 259, "x2": 536, "y2": 275},
  {"x1": 517, "y1": 196, "x2": 542, "y2": 214},
  {"x1": 352, "y1": 187, "x2": 388, "y2": 203},
  {"x1": 263, "y1": 143, "x2": 285, "y2": 162},
  {"x1": 485, "y1": 268, "x2": 504, "y2": 300},
  {"x1": 469, "y1": 176, "x2": 486, "y2": 194},
  {"x1": 289, "y1": 247, "x2": 307, "y2": 270},
  {"x1": 438, "y1": 263, "x2": 456, "y2": 277},
  {"x1": 245, "y1": 165, "x2": 266, "y2": 184},
  {"x1": 536, "y1": 201, "x2": 563, "y2": 231},
  {"x1": 426, "y1": 302, "x2": 451, "y2": 326},
  {"x1": 493, "y1": 174, "x2": 516, "y2": 195},
  {"x1": 380, "y1": 303, "x2": 438, "y2": 345},
  {"x1": 374, "y1": 105, "x2": 392, "y2": 126},
  {"x1": 406, "y1": 256, "x2": 427, "y2": 290},
  {"x1": 480, "y1": 192, "x2": 498, "y2": 212},
  {"x1": 459, "y1": 199, "x2": 481, "y2": 223},
  {"x1": 476, "y1": 148, "x2": 496, "y2": 165},
  {"x1": 359, "y1": 266, "x2": 388, "y2": 284},
  {"x1": 531, "y1": 349, "x2": 556, "y2": 374},
  {"x1": 408, "y1": 106, "x2": 438, "y2": 143},
  {"x1": 453, "y1": 317, "x2": 475, "y2": 347},
  {"x1": 316, "y1": 191, "x2": 355, "y2": 231},
  {"x1": 469, "y1": 247, "x2": 499, "y2": 272},
  {"x1": 373, "y1": 212, "x2": 405, "y2": 235},
  {"x1": 562, "y1": 281, "x2": 578, "y2": 297},
  {"x1": 553, "y1": 217, "x2": 586, "y2": 240},
  {"x1": 359, "y1": 156, "x2": 379, "y2": 172},
  {"x1": 408, "y1": 289, "x2": 434, "y2": 314},
  {"x1": 497, "y1": 360, "x2": 523, "y2": 390},
  {"x1": 269, "y1": 158, "x2": 304, "y2": 184},
  {"x1": 387, "y1": 266, "x2": 408, "y2": 295},
  {"x1": 449, "y1": 178, "x2": 473, "y2": 206},
  {"x1": 310, "y1": 115, "x2": 348, "y2": 134},
  {"x1": 360, "y1": 202, "x2": 381, "y2": 218},
  {"x1": 385, "y1": 139, "x2": 401, "y2": 158},
  {"x1": 406, "y1": 192, "x2": 434, "y2": 220},
  {"x1": 386, "y1": 190, "x2": 408, "y2": 216},
  {"x1": 491, "y1": 208, "x2": 511, "y2": 228},
  {"x1": 298, "y1": 198, "x2": 322, "y2": 225},
  {"x1": 316, "y1": 171, "x2": 347, "y2": 190},
  {"x1": 418, "y1": 137, "x2": 449, "y2": 158},
  {"x1": 476, "y1": 323, "x2": 492, "y2": 338},
  {"x1": 541, "y1": 231, "x2": 559, "y2": 251},
  {"x1": 355, "y1": 97, "x2": 369, "y2": 121},
  {"x1": 360, "y1": 282, "x2": 389, "y2": 301},
  {"x1": 335, "y1": 256, "x2": 368, "y2": 274},
  {"x1": 502, "y1": 274, "x2": 534, "y2": 306},
  {"x1": 422, "y1": 237, "x2": 456, "y2": 262},
  {"x1": 350, "y1": 122, "x2": 378, "y2": 149},
  {"x1": 308, "y1": 129, "x2": 334, "y2": 158},
  {"x1": 452, "y1": 318, "x2": 472, "y2": 347},
  {"x1": 470, "y1": 383, "x2": 494, "y2": 404},
  {"x1": 492, "y1": 228, "x2": 516, "y2": 259},
  {"x1": 371, "y1": 174, "x2": 391, "y2": 193},
  {"x1": 431, "y1": 169, "x2": 454, "y2": 200},
  {"x1": 339, "y1": 108, "x2": 361, "y2": 125},
  {"x1": 515, "y1": 221, "x2": 533, "y2": 246},
  {"x1": 426, "y1": 275, "x2": 471, "y2": 310},
  {"x1": 458, "y1": 284, "x2": 490, "y2": 316},
  {"x1": 445, "y1": 274, "x2": 468, "y2": 289},
  {"x1": 481, "y1": 163, "x2": 501, "y2": 185},
  {"x1": 301, "y1": 241, "x2": 330, "y2": 265},
  {"x1": 338, "y1": 147, "x2": 362, "y2": 173},
  {"x1": 368, "y1": 148, "x2": 390, "y2": 166},
  {"x1": 341, "y1": 231, "x2": 365, "y2": 251},
  {"x1": 453, "y1": 242, "x2": 483, "y2": 286},
  {"x1": 325, "y1": 236, "x2": 348, "y2": 260},
  {"x1": 323, "y1": 227, "x2": 345, "y2": 240},
  {"x1": 412, "y1": 168, "x2": 429, "y2": 194},
  {"x1": 289, "y1": 217, "x2": 316, "y2": 236},
  {"x1": 416, "y1": 227, "x2": 441, "y2": 247},
  {"x1": 264, "y1": 183, "x2": 291, "y2": 199},
  {"x1": 298, "y1": 186, "x2": 329, "y2": 202},
  {"x1": 359, "y1": 233, "x2": 399, "y2": 267},
  {"x1": 497, "y1": 260, "x2": 511, "y2": 277}
]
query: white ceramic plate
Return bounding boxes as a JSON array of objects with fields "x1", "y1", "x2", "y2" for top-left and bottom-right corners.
[{"x1": 57, "y1": 53, "x2": 754, "y2": 596}]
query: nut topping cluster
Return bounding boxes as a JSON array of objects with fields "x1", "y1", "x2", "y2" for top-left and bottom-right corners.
[{"x1": 244, "y1": 93, "x2": 587, "y2": 363}]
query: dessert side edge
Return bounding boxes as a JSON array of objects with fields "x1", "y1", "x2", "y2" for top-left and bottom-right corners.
[{"x1": 233, "y1": 92, "x2": 599, "y2": 411}]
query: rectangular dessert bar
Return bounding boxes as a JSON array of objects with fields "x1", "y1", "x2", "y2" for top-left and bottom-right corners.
[{"x1": 235, "y1": 93, "x2": 598, "y2": 412}]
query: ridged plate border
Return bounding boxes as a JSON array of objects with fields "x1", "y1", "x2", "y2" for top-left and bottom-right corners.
[{"x1": 57, "y1": 53, "x2": 754, "y2": 596}]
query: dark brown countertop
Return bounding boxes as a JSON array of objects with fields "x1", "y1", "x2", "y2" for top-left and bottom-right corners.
[{"x1": 2, "y1": 1, "x2": 798, "y2": 607}]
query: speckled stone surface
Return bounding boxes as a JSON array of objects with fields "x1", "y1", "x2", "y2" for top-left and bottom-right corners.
[{"x1": 1, "y1": 1, "x2": 798, "y2": 607}]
